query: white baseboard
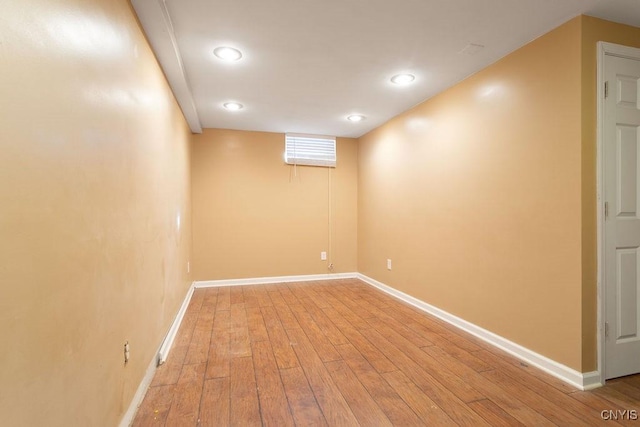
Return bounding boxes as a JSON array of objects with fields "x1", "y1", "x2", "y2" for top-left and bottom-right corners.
[
  {"x1": 118, "y1": 350, "x2": 159, "y2": 427},
  {"x1": 157, "y1": 281, "x2": 196, "y2": 365},
  {"x1": 581, "y1": 371, "x2": 603, "y2": 390},
  {"x1": 194, "y1": 272, "x2": 358, "y2": 288},
  {"x1": 357, "y1": 273, "x2": 602, "y2": 391},
  {"x1": 120, "y1": 281, "x2": 197, "y2": 426}
]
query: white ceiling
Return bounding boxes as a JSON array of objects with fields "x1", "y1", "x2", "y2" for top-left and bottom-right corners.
[{"x1": 132, "y1": 0, "x2": 640, "y2": 138}]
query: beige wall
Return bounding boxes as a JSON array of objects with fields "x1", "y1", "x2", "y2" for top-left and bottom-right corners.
[
  {"x1": 0, "y1": 1, "x2": 192, "y2": 425},
  {"x1": 579, "y1": 15, "x2": 640, "y2": 372},
  {"x1": 359, "y1": 18, "x2": 586, "y2": 370},
  {"x1": 191, "y1": 129, "x2": 357, "y2": 280}
]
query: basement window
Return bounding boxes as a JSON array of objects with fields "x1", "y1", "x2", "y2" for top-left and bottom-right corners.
[{"x1": 284, "y1": 133, "x2": 336, "y2": 167}]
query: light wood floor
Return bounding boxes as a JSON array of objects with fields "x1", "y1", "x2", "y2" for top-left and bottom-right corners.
[{"x1": 133, "y1": 279, "x2": 640, "y2": 426}]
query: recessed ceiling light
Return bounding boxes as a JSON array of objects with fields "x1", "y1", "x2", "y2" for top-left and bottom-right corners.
[
  {"x1": 347, "y1": 114, "x2": 365, "y2": 122},
  {"x1": 213, "y1": 46, "x2": 243, "y2": 61},
  {"x1": 390, "y1": 74, "x2": 415, "y2": 85},
  {"x1": 223, "y1": 102, "x2": 243, "y2": 111}
]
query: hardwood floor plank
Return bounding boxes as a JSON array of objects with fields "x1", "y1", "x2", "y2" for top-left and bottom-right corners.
[
  {"x1": 229, "y1": 303, "x2": 251, "y2": 358},
  {"x1": 277, "y1": 284, "x2": 302, "y2": 305},
  {"x1": 351, "y1": 297, "x2": 434, "y2": 348},
  {"x1": 165, "y1": 363, "x2": 206, "y2": 426},
  {"x1": 200, "y1": 288, "x2": 219, "y2": 311},
  {"x1": 184, "y1": 306, "x2": 215, "y2": 365},
  {"x1": 286, "y1": 282, "x2": 311, "y2": 301},
  {"x1": 379, "y1": 299, "x2": 487, "y2": 354},
  {"x1": 251, "y1": 340, "x2": 295, "y2": 426},
  {"x1": 285, "y1": 326, "x2": 360, "y2": 425},
  {"x1": 261, "y1": 305, "x2": 299, "y2": 369},
  {"x1": 275, "y1": 303, "x2": 301, "y2": 330},
  {"x1": 206, "y1": 309, "x2": 231, "y2": 379},
  {"x1": 246, "y1": 306, "x2": 269, "y2": 342},
  {"x1": 267, "y1": 287, "x2": 287, "y2": 306},
  {"x1": 229, "y1": 356, "x2": 261, "y2": 427},
  {"x1": 324, "y1": 286, "x2": 377, "y2": 321},
  {"x1": 472, "y1": 349, "x2": 577, "y2": 395},
  {"x1": 253, "y1": 284, "x2": 274, "y2": 307},
  {"x1": 382, "y1": 369, "x2": 457, "y2": 425},
  {"x1": 216, "y1": 286, "x2": 231, "y2": 311},
  {"x1": 131, "y1": 384, "x2": 175, "y2": 426},
  {"x1": 367, "y1": 315, "x2": 485, "y2": 404},
  {"x1": 321, "y1": 306, "x2": 398, "y2": 374},
  {"x1": 280, "y1": 367, "x2": 328, "y2": 427},
  {"x1": 242, "y1": 286, "x2": 260, "y2": 309},
  {"x1": 469, "y1": 348, "x2": 613, "y2": 425},
  {"x1": 607, "y1": 380, "x2": 640, "y2": 402},
  {"x1": 151, "y1": 344, "x2": 189, "y2": 387},
  {"x1": 468, "y1": 398, "x2": 525, "y2": 427},
  {"x1": 593, "y1": 385, "x2": 640, "y2": 411},
  {"x1": 360, "y1": 327, "x2": 490, "y2": 426},
  {"x1": 288, "y1": 281, "x2": 332, "y2": 309},
  {"x1": 569, "y1": 391, "x2": 631, "y2": 426},
  {"x1": 199, "y1": 377, "x2": 229, "y2": 427},
  {"x1": 322, "y1": 296, "x2": 373, "y2": 330},
  {"x1": 335, "y1": 343, "x2": 423, "y2": 426},
  {"x1": 620, "y1": 374, "x2": 640, "y2": 390},
  {"x1": 421, "y1": 345, "x2": 555, "y2": 426},
  {"x1": 298, "y1": 297, "x2": 349, "y2": 346},
  {"x1": 311, "y1": 285, "x2": 353, "y2": 311},
  {"x1": 188, "y1": 289, "x2": 206, "y2": 312},
  {"x1": 480, "y1": 366, "x2": 594, "y2": 426},
  {"x1": 228, "y1": 286, "x2": 243, "y2": 305},
  {"x1": 325, "y1": 359, "x2": 393, "y2": 426},
  {"x1": 423, "y1": 339, "x2": 492, "y2": 373},
  {"x1": 151, "y1": 308, "x2": 201, "y2": 386},
  {"x1": 290, "y1": 302, "x2": 342, "y2": 362}
]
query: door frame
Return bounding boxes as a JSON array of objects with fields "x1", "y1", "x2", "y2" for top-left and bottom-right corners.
[{"x1": 596, "y1": 41, "x2": 640, "y2": 383}]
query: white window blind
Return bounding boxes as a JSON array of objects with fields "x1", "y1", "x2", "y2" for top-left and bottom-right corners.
[{"x1": 285, "y1": 133, "x2": 336, "y2": 167}]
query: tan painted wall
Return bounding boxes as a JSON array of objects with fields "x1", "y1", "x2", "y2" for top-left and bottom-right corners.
[
  {"x1": 0, "y1": 1, "x2": 192, "y2": 425},
  {"x1": 579, "y1": 15, "x2": 640, "y2": 372},
  {"x1": 191, "y1": 129, "x2": 358, "y2": 280},
  {"x1": 359, "y1": 18, "x2": 585, "y2": 370}
]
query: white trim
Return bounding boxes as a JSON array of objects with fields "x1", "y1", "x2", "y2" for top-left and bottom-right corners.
[
  {"x1": 357, "y1": 274, "x2": 602, "y2": 391},
  {"x1": 596, "y1": 40, "x2": 607, "y2": 388},
  {"x1": 118, "y1": 348, "x2": 160, "y2": 427},
  {"x1": 194, "y1": 272, "x2": 358, "y2": 288},
  {"x1": 582, "y1": 371, "x2": 604, "y2": 391},
  {"x1": 157, "y1": 281, "x2": 196, "y2": 365},
  {"x1": 596, "y1": 41, "x2": 640, "y2": 385},
  {"x1": 120, "y1": 281, "x2": 197, "y2": 426}
]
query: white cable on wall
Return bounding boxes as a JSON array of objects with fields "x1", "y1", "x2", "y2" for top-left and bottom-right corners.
[{"x1": 328, "y1": 166, "x2": 334, "y2": 271}]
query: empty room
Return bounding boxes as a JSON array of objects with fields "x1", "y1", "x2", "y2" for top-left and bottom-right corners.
[{"x1": 3, "y1": 0, "x2": 640, "y2": 425}]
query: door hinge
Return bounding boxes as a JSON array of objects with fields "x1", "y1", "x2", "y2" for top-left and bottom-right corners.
[
  {"x1": 605, "y1": 81, "x2": 609, "y2": 99},
  {"x1": 605, "y1": 322, "x2": 609, "y2": 338},
  {"x1": 604, "y1": 201, "x2": 609, "y2": 220}
]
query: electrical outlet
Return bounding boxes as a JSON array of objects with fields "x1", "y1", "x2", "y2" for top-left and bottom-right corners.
[
  {"x1": 321, "y1": 251, "x2": 327, "y2": 261},
  {"x1": 124, "y1": 341, "x2": 130, "y2": 364},
  {"x1": 387, "y1": 259, "x2": 392, "y2": 270}
]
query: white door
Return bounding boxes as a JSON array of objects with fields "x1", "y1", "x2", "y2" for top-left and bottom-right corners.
[{"x1": 604, "y1": 52, "x2": 640, "y2": 380}]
